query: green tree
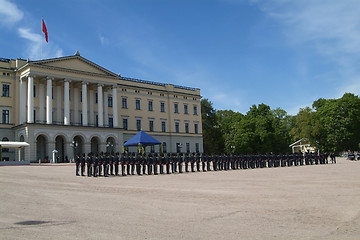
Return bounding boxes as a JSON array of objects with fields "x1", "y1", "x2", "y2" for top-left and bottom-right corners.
[
  {"x1": 216, "y1": 110, "x2": 243, "y2": 153},
  {"x1": 201, "y1": 99, "x2": 223, "y2": 153},
  {"x1": 314, "y1": 93, "x2": 360, "y2": 152}
]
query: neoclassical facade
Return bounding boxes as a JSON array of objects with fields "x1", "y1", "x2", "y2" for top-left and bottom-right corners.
[{"x1": 0, "y1": 53, "x2": 203, "y2": 162}]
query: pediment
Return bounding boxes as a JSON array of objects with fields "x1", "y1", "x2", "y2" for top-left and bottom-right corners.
[{"x1": 31, "y1": 56, "x2": 118, "y2": 77}]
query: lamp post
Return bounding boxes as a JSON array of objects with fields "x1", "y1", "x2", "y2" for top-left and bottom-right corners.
[
  {"x1": 70, "y1": 140, "x2": 78, "y2": 162},
  {"x1": 106, "y1": 141, "x2": 114, "y2": 154}
]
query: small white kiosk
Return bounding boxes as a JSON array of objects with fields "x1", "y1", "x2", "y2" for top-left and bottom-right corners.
[{"x1": 0, "y1": 141, "x2": 30, "y2": 165}]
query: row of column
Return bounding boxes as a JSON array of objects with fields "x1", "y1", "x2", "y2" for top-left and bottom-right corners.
[{"x1": 19, "y1": 75, "x2": 118, "y2": 128}]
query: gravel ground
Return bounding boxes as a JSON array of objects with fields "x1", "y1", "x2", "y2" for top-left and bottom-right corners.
[{"x1": 0, "y1": 157, "x2": 359, "y2": 240}]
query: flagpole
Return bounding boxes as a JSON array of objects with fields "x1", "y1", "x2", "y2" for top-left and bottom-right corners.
[{"x1": 41, "y1": 17, "x2": 43, "y2": 59}]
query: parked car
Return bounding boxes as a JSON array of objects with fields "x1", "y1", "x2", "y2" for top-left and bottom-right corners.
[
  {"x1": 357, "y1": 153, "x2": 360, "y2": 160},
  {"x1": 347, "y1": 153, "x2": 355, "y2": 160}
]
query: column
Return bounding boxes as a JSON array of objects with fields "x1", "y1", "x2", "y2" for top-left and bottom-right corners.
[
  {"x1": 112, "y1": 86, "x2": 118, "y2": 128},
  {"x1": 19, "y1": 77, "x2": 26, "y2": 124},
  {"x1": 39, "y1": 83, "x2": 45, "y2": 123},
  {"x1": 104, "y1": 89, "x2": 109, "y2": 126},
  {"x1": 73, "y1": 87, "x2": 79, "y2": 125},
  {"x1": 81, "y1": 82, "x2": 88, "y2": 126},
  {"x1": 56, "y1": 85, "x2": 61, "y2": 123},
  {"x1": 97, "y1": 84, "x2": 103, "y2": 127},
  {"x1": 27, "y1": 75, "x2": 34, "y2": 123},
  {"x1": 89, "y1": 89, "x2": 94, "y2": 125},
  {"x1": 46, "y1": 77, "x2": 53, "y2": 124},
  {"x1": 64, "y1": 80, "x2": 70, "y2": 125}
]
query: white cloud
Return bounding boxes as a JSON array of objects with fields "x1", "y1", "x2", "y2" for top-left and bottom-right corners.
[
  {"x1": 18, "y1": 28, "x2": 63, "y2": 60},
  {"x1": 0, "y1": 0, "x2": 23, "y2": 25},
  {"x1": 98, "y1": 33, "x2": 108, "y2": 45},
  {"x1": 254, "y1": 0, "x2": 360, "y2": 108}
]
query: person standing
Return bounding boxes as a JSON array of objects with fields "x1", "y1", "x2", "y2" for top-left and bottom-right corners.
[
  {"x1": 330, "y1": 152, "x2": 336, "y2": 164},
  {"x1": 147, "y1": 153, "x2": 153, "y2": 175},
  {"x1": 178, "y1": 153, "x2": 183, "y2": 173},
  {"x1": 80, "y1": 153, "x2": 86, "y2": 176},
  {"x1": 166, "y1": 153, "x2": 171, "y2": 174},
  {"x1": 159, "y1": 153, "x2": 164, "y2": 174},
  {"x1": 153, "y1": 153, "x2": 159, "y2": 175},
  {"x1": 87, "y1": 153, "x2": 93, "y2": 177},
  {"x1": 98, "y1": 152, "x2": 104, "y2": 176},
  {"x1": 114, "y1": 152, "x2": 120, "y2": 176},
  {"x1": 75, "y1": 154, "x2": 80, "y2": 176},
  {"x1": 93, "y1": 153, "x2": 98, "y2": 177},
  {"x1": 121, "y1": 153, "x2": 126, "y2": 176}
]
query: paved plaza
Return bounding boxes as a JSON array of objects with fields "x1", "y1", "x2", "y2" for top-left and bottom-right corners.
[{"x1": 1, "y1": 157, "x2": 359, "y2": 240}]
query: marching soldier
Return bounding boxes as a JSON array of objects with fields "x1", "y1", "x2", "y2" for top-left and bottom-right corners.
[
  {"x1": 80, "y1": 153, "x2": 86, "y2": 176},
  {"x1": 202, "y1": 154, "x2": 207, "y2": 172},
  {"x1": 184, "y1": 153, "x2": 190, "y2": 172},
  {"x1": 87, "y1": 153, "x2": 93, "y2": 177},
  {"x1": 178, "y1": 153, "x2": 183, "y2": 173},
  {"x1": 104, "y1": 153, "x2": 109, "y2": 177},
  {"x1": 114, "y1": 152, "x2": 120, "y2": 176},
  {"x1": 147, "y1": 153, "x2": 153, "y2": 175},
  {"x1": 121, "y1": 152, "x2": 127, "y2": 176},
  {"x1": 154, "y1": 153, "x2": 159, "y2": 175},
  {"x1": 136, "y1": 153, "x2": 142, "y2": 175},
  {"x1": 166, "y1": 153, "x2": 171, "y2": 174},
  {"x1": 190, "y1": 153, "x2": 195, "y2": 172},
  {"x1": 93, "y1": 153, "x2": 98, "y2": 177},
  {"x1": 172, "y1": 153, "x2": 177, "y2": 173},
  {"x1": 75, "y1": 154, "x2": 80, "y2": 176},
  {"x1": 98, "y1": 152, "x2": 104, "y2": 176},
  {"x1": 159, "y1": 153, "x2": 165, "y2": 174},
  {"x1": 131, "y1": 153, "x2": 136, "y2": 175}
]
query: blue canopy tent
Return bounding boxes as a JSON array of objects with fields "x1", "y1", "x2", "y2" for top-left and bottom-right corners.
[{"x1": 123, "y1": 131, "x2": 161, "y2": 153}]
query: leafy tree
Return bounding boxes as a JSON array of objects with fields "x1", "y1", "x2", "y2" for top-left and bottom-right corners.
[
  {"x1": 216, "y1": 110, "x2": 243, "y2": 153},
  {"x1": 201, "y1": 99, "x2": 223, "y2": 153},
  {"x1": 314, "y1": 93, "x2": 360, "y2": 152}
]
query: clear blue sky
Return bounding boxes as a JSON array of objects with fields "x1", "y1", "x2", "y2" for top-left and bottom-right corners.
[{"x1": 1, "y1": 0, "x2": 359, "y2": 115}]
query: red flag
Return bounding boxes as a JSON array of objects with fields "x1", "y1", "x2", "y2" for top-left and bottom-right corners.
[{"x1": 42, "y1": 19, "x2": 48, "y2": 43}]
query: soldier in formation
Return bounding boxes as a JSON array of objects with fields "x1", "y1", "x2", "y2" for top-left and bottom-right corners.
[{"x1": 75, "y1": 151, "x2": 329, "y2": 177}]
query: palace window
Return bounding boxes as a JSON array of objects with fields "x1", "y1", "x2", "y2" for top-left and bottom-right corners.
[
  {"x1": 149, "y1": 119, "x2": 154, "y2": 132},
  {"x1": 148, "y1": 100, "x2": 153, "y2": 111},
  {"x1": 122, "y1": 118, "x2": 128, "y2": 130},
  {"x1": 122, "y1": 97, "x2": 127, "y2": 108},
  {"x1": 184, "y1": 104, "x2": 188, "y2": 114},
  {"x1": 193, "y1": 105, "x2": 198, "y2": 115},
  {"x1": 135, "y1": 99, "x2": 141, "y2": 110},
  {"x1": 161, "y1": 121, "x2": 166, "y2": 132},
  {"x1": 160, "y1": 102, "x2": 165, "y2": 112},
  {"x1": 108, "y1": 95, "x2": 113, "y2": 107},
  {"x1": 185, "y1": 122, "x2": 189, "y2": 133},
  {"x1": 194, "y1": 123, "x2": 199, "y2": 134},
  {"x1": 174, "y1": 103, "x2": 179, "y2": 113},
  {"x1": 175, "y1": 121, "x2": 180, "y2": 133},
  {"x1": 136, "y1": 119, "x2": 142, "y2": 131},
  {"x1": 2, "y1": 109, "x2": 10, "y2": 124},
  {"x1": 2, "y1": 84, "x2": 10, "y2": 97}
]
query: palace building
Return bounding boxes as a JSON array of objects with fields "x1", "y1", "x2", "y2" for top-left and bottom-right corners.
[{"x1": 0, "y1": 52, "x2": 203, "y2": 162}]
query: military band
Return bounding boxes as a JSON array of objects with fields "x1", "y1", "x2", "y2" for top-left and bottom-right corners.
[{"x1": 75, "y1": 151, "x2": 328, "y2": 177}]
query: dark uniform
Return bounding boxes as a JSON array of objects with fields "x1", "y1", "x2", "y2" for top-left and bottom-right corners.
[
  {"x1": 114, "y1": 152, "x2": 120, "y2": 176},
  {"x1": 75, "y1": 154, "x2": 80, "y2": 176},
  {"x1": 178, "y1": 153, "x2": 183, "y2": 173},
  {"x1": 87, "y1": 153, "x2": 93, "y2": 177},
  {"x1": 93, "y1": 154, "x2": 98, "y2": 177},
  {"x1": 121, "y1": 153, "x2": 127, "y2": 176},
  {"x1": 80, "y1": 153, "x2": 86, "y2": 176},
  {"x1": 166, "y1": 153, "x2": 171, "y2": 174}
]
